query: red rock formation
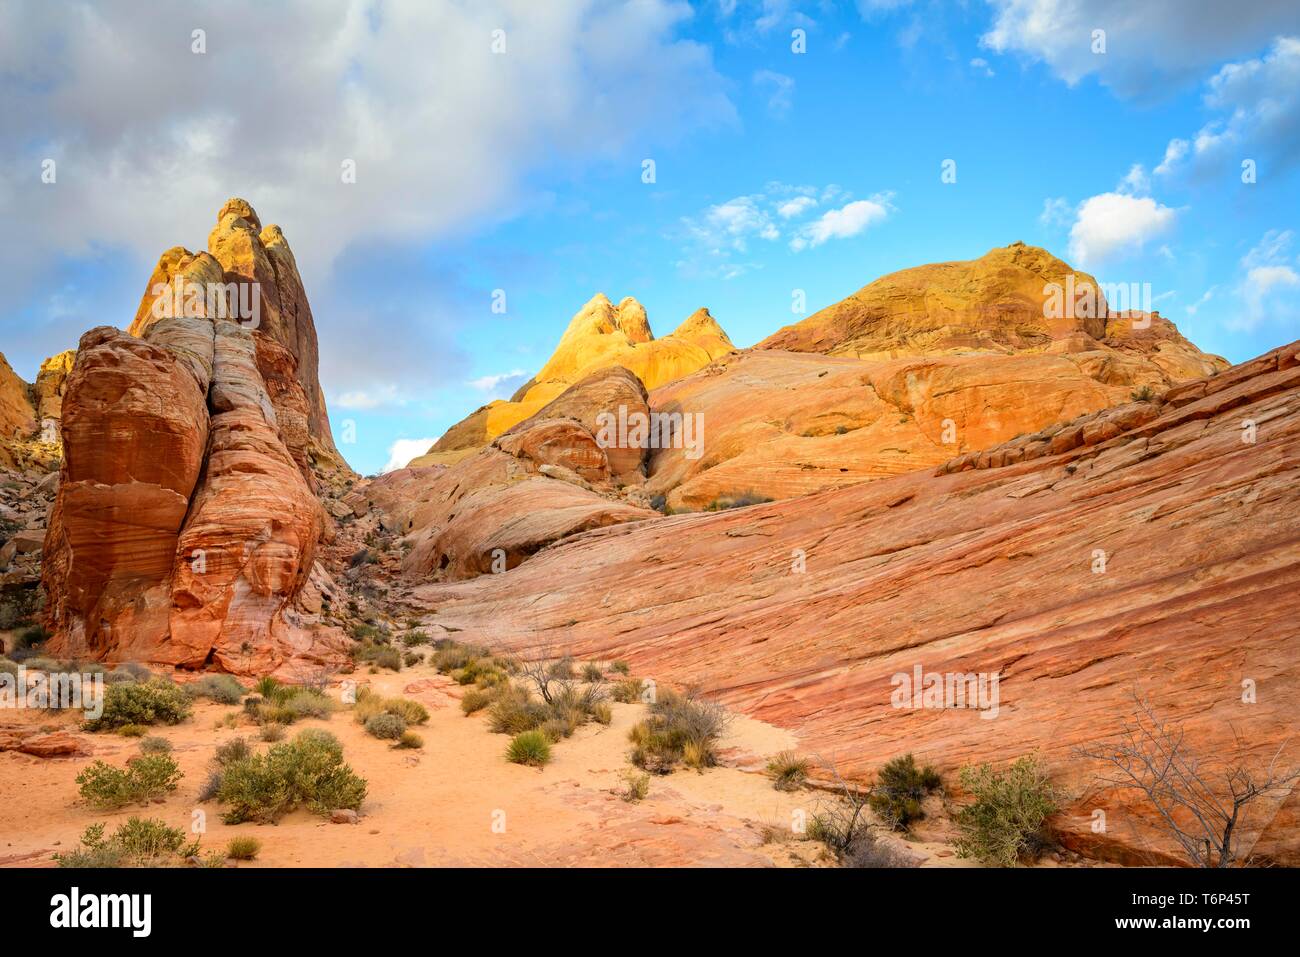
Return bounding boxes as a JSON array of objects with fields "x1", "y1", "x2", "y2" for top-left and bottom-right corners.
[
  {"x1": 42, "y1": 201, "x2": 349, "y2": 678},
  {"x1": 408, "y1": 341, "x2": 1300, "y2": 865}
]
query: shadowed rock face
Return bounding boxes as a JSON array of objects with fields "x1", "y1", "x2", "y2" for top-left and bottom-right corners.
[
  {"x1": 409, "y1": 341, "x2": 1300, "y2": 866},
  {"x1": 42, "y1": 201, "x2": 349, "y2": 678}
]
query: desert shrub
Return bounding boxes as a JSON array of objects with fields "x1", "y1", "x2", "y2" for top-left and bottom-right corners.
[
  {"x1": 384, "y1": 697, "x2": 429, "y2": 725},
  {"x1": 372, "y1": 646, "x2": 402, "y2": 671},
  {"x1": 844, "y1": 832, "x2": 922, "y2": 868},
  {"x1": 1130, "y1": 385, "x2": 1156, "y2": 402},
  {"x1": 460, "y1": 686, "x2": 498, "y2": 715},
  {"x1": 610, "y1": 660, "x2": 630, "y2": 675},
  {"x1": 488, "y1": 685, "x2": 550, "y2": 735},
  {"x1": 622, "y1": 771, "x2": 650, "y2": 802},
  {"x1": 117, "y1": 723, "x2": 147, "y2": 738},
  {"x1": 281, "y1": 688, "x2": 335, "y2": 720},
  {"x1": 116, "y1": 662, "x2": 154, "y2": 681},
  {"x1": 55, "y1": 818, "x2": 187, "y2": 868},
  {"x1": 766, "y1": 752, "x2": 810, "y2": 791},
  {"x1": 396, "y1": 731, "x2": 423, "y2": 749},
  {"x1": 703, "y1": 491, "x2": 773, "y2": 511},
  {"x1": 216, "y1": 729, "x2": 366, "y2": 824},
  {"x1": 547, "y1": 656, "x2": 575, "y2": 679},
  {"x1": 198, "y1": 769, "x2": 223, "y2": 802},
  {"x1": 214, "y1": 737, "x2": 252, "y2": 766},
  {"x1": 591, "y1": 702, "x2": 613, "y2": 725},
  {"x1": 506, "y1": 730, "x2": 551, "y2": 767},
  {"x1": 14, "y1": 624, "x2": 50, "y2": 649},
  {"x1": 401, "y1": 630, "x2": 430, "y2": 647},
  {"x1": 226, "y1": 836, "x2": 261, "y2": 861},
  {"x1": 868, "y1": 754, "x2": 942, "y2": 830},
  {"x1": 364, "y1": 712, "x2": 407, "y2": 740},
  {"x1": 138, "y1": 735, "x2": 172, "y2": 755},
  {"x1": 103, "y1": 667, "x2": 137, "y2": 685},
  {"x1": 403, "y1": 651, "x2": 423, "y2": 668},
  {"x1": 540, "y1": 718, "x2": 569, "y2": 743},
  {"x1": 432, "y1": 642, "x2": 487, "y2": 673},
  {"x1": 255, "y1": 676, "x2": 280, "y2": 699},
  {"x1": 954, "y1": 755, "x2": 1058, "y2": 867},
  {"x1": 611, "y1": 678, "x2": 644, "y2": 703},
  {"x1": 259, "y1": 723, "x2": 286, "y2": 743},
  {"x1": 85, "y1": 679, "x2": 192, "y2": 731},
  {"x1": 190, "y1": 674, "x2": 246, "y2": 705},
  {"x1": 22, "y1": 656, "x2": 60, "y2": 672},
  {"x1": 628, "y1": 689, "x2": 729, "y2": 774},
  {"x1": 581, "y1": 663, "x2": 605, "y2": 683},
  {"x1": 76, "y1": 754, "x2": 183, "y2": 809}
]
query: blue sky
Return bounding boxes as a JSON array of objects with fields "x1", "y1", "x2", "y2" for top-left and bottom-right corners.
[{"x1": 2, "y1": 1, "x2": 1298, "y2": 474}]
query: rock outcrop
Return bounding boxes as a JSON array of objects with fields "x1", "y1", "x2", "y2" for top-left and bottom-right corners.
[
  {"x1": 408, "y1": 341, "x2": 1300, "y2": 865},
  {"x1": 41, "y1": 200, "x2": 349, "y2": 678},
  {"x1": 412, "y1": 295, "x2": 733, "y2": 467},
  {"x1": 0, "y1": 354, "x2": 37, "y2": 440}
]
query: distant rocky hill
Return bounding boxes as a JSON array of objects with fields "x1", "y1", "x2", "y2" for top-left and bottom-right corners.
[{"x1": 411, "y1": 294, "x2": 734, "y2": 467}]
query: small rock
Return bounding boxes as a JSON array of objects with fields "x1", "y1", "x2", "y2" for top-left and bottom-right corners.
[{"x1": 330, "y1": 809, "x2": 358, "y2": 824}]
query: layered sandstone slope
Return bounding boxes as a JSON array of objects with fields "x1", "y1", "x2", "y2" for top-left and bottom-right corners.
[
  {"x1": 359, "y1": 367, "x2": 656, "y2": 582},
  {"x1": 0, "y1": 354, "x2": 36, "y2": 441},
  {"x1": 644, "y1": 246, "x2": 1226, "y2": 508},
  {"x1": 42, "y1": 200, "x2": 350, "y2": 677},
  {"x1": 0, "y1": 352, "x2": 66, "y2": 471},
  {"x1": 414, "y1": 295, "x2": 733, "y2": 467},
  {"x1": 409, "y1": 341, "x2": 1300, "y2": 865}
]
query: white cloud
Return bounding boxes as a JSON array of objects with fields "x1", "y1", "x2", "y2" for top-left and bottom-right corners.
[
  {"x1": 1154, "y1": 36, "x2": 1300, "y2": 179},
  {"x1": 1233, "y1": 230, "x2": 1300, "y2": 329},
  {"x1": 468, "y1": 369, "x2": 528, "y2": 392},
  {"x1": 1185, "y1": 286, "x2": 1217, "y2": 315},
  {"x1": 970, "y1": 57, "x2": 995, "y2": 77},
  {"x1": 0, "y1": 0, "x2": 734, "y2": 355},
  {"x1": 981, "y1": 1, "x2": 1300, "y2": 95},
  {"x1": 1067, "y1": 192, "x2": 1178, "y2": 267},
  {"x1": 1039, "y1": 196, "x2": 1073, "y2": 228},
  {"x1": 790, "y1": 195, "x2": 893, "y2": 251},
  {"x1": 335, "y1": 384, "x2": 404, "y2": 410},
  {"x1": 754, "y1": 69, "x2": 795, "y2": 117},
  {"x1": 382, "y1": 437, "x2": 437, "y2": 474},
  {"x1": 777, "y1": 196, "x2": 818, "y2": 219},
  {"x1": 1117, "y1": 163, "x2": 1150, "y2": 195}
]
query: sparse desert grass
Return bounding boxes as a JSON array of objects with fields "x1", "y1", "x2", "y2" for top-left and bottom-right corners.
[
  {"x1": 703, "y1": 490, "x2": 773, "y2": 511},
  {"x1": 610, "y1": 660, "x2": 630, "y2": 675},
  {"x1": 460, "y1": 686, "x2": 499, "y2": 715},
  {"x1": 216, "y1": 728, "x2": 367, "y2": 824},
  {"x1": 76, "y1": 753, "x2": 183, "y2": 809},
  {"x1": 621, "y1": 770, "x2": 650, "y2": 802},
  {"x1": 117, "y1": 723, "x2": 148, "y2": 738},
  {"x1": 401, "y1": 630, "x2": 431, "y2": 647},
  {"x1": 259, "y1": 723, "x2": 286, "y2": 743},
  {"x1": 610, "y1": 678, "x2": 644, "y2": 703},
  {"x1": 396, "y1": 730, "x2": 423, "y2": 749},
  {"x1": 226, "y1": 836, "x2": 261, "y2": 860},
  {"x1": 189, "y1": 673, "x2": 246, "y2": 705},
  {"x1": 138, "y1": 735, "x2": 172, "y2": 755},
  {"x1": 581, "y1": 662, "x2": 605, "y2": 682},
  {"x1": 628, "y1": 689, "x2": 729, "y2": 774},
  {"x1": 84, "y1": 679, "x2": 192, "y2": 731},
  {"x1": 55, "y1": 818, "x2": 188, "y2": 868},
  {"x1": 868, "y1": 753, "x2": 942, "y2": 831},
  {"x1": 506, "y1": 729, "x2": 551, "y2": 767},
  {"x1": 766, "y1": 751, "x2": 810, "y2": 791},
  {"x1": 364, "y1": 712, "x2": 407, "y2": 740},
  {"x1": 954, "y1": 754, "x2": 1058, "y2": 866}
]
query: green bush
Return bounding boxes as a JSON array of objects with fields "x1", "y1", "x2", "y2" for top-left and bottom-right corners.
[
  {"x1": 460, "y1": 686, "x2": 498, "y2": 715},
  {"x1": 868, "y1": 754, "x2": 941, "y2": 830},
  {"x1": 55, "y1": 818, "x2": 188, "y2": 868},
  {"x1": 85, "y1": 679, "x2": 192, "y2": 731},
  {"x1": 506, "y1": 730, "x2": 551, "y2": 767},
  {"x1": 628, "y1": 690, "x2": 728, "y2": 774},
  {"x1": 255, "y1": 676, "x2": 280, "y2": 699},
  {"x1": 610, "y1": 660, "x2": 630, "y2": 675},
  {"x1": 280, "y1": 688, "x2": 335, "y2": 720},
  {"x1": 226, "y1": 836, "x2": 261, "y2": 861},
  {"x1": 401, "y1": 630, "x2": 430, "y2": 647},
  {"x1": 610, "y1": 678, "x2": 644, "y2": 703},
  {"x1": 138, "y1": 735, "x2": 172, "y2": 755},
  {"x1": 190, "y1": 674, "x2": 246, "y2": 705},
  {"x1": 364, "y1": 712, "x2": 407, "y2": 740},
  {"x1": 214, "y1": 737, "x2": 252, "y2": 766},
  {"x1": 487, "y1": 685, "x2": 550, "y2": 735},
  {"x1": 622, "y1": 771, "x2": 650, "y2": 802},
  {"x1": 766, "y1": 752, "x2": 810, "y2": 791},
  {"x1": 260, "y1": 722, "x2": 286, "y2": 743},
  {"x1": 216, "y1": 728, "x2": 367, "y2": 824},
  {"x1": 76, "y1": 754, "x2": 183, "y2": 809},
  {"x1": 117, "y1": 723, "x2": 147, "y2": 738},
  {"x1": 954, "y1": 755, "x2": 1058, "y2": 866},
  {"x1": 382, "y1": 697, "x2": 429, "y2": 725}
]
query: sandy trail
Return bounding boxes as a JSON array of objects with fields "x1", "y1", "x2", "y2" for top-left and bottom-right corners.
[{"x1": 0, "y1": 664, "x2": 978, "y2": 868}]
